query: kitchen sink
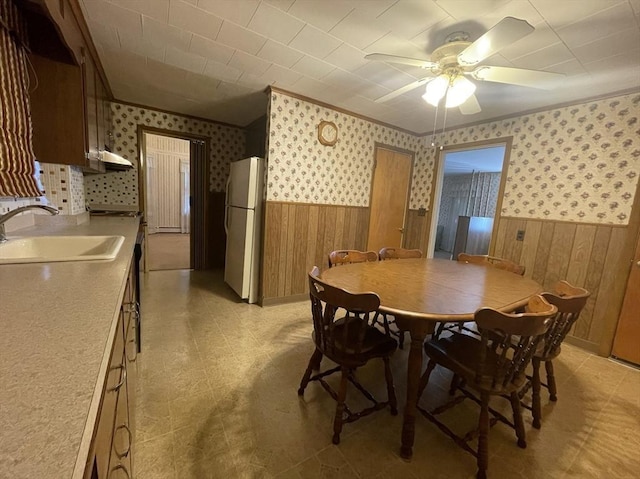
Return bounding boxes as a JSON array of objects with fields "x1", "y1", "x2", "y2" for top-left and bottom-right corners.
[{"x1": 0, "y1": 235, "x2": 125, "y2": 264}]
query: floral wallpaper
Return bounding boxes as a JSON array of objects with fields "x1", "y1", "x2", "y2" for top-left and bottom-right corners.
[
  {"x1": 84, "y1": 102, "x2": 246, "y2": 207},
  {"x1": 267, "y1": 92, "x2": 432, "y2": 207},
  {"x1": 268, "y1": 91, "x2": 639, "y2": 225}
]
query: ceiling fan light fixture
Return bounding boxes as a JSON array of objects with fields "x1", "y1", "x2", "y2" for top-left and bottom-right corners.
[
  {"x1": 445, "y1": 76, "x2": 476, "y2": 108},
  {"x1": 423, "y1": 74, "x2": 449, "y2": 106}
]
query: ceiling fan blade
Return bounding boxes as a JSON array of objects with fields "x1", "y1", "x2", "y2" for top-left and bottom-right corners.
[
  {"x1": 469, "y1": 65, "x2": 564, "y2": 89},
  {"x1": 459, "y1": 93, "x2": 481, "y2": 115},
  {"x1": 375, "y1": 77, "x2": 433, "y2": 103},
  {"x1": 458, "y1": 17, "x2": 534, "y2": 66},
  {"x1": 365, "y1": 53, "x2": 437, "y2": 69}
]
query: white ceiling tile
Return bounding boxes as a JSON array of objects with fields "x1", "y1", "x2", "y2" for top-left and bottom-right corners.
[
  {"x1": 376, "y1": 0, "x2": 448, "y2": 40},
  {"x1": 228, "y1": 50, "x2": 272, "y2": 76},
  {"x1": 353, "y1": 62, "x2": 419, "y2": 90},
  {"x1": 290, "y1": 55, "x2": 335, "y2": 79},
  {"x1": 183, "y1": 72, "x2": 222, "y2": 98},
  {"x1": 164, "y1": 46, "x2": 207, "y2": 74},
  {"x1": 86, "y1": 21, "x2": 120, "y2": 51},
  {"x1": 196, "y1": 0, "x2": 260, "y2": 26},
  {"x1": 350, "y1": 0, "x2": 397, "y2": 18},
  {"x1": 168, "y1": 1, "x2": 222, "y2": 41},
  {"x1": 530, "y1": 0, "x2": 627, "y2": 28},
  {"x1": 322, "y1": 69, "x2": 370, "y2": 93},
  {"x1": 434, "y1": 0, "x2": 509, "y2": 20},
  {"x1": 248, "y1": 2, "x2": 304, "y2": 44},
  {"x1": 543, "y1": 58, "x2": 587, "y2": 76},
  {"x1": 189, "y1": 34, "x2": 235, "y2": 64},
  {"x1": 83, "y1": 0, "x2": 143, "y2": 35},
  {"x1": 571, "y1": 28, "x2": 640, "y2": 65},
  {"x1": 262, "y1": 64, "x2": 304, "y2": 87},
  {"x1": 256, "y1": 40, "x2": 304, "y2": 68},
  {"x1": 237, "y1": 71, "x2": 267, "y2": 89},
  {"x1": 323, "y1": 43, "x2": 368, "y2": 72},
  {"x1": 289, "y1": 24, "x2": 343, "y2": 59},
  {"x1": 583, "y1": 48, "x2": 640, "y2": 75},
  {"x1": 479, "y1": 0, "x2": 544, "y2": 25},
  {"x1": 117, "y1": 30, "x2": 166, "y2": 63},
  {"x1": 216, "y1": 21, "x2": 267, "y2": 55},
  {"x1": 356, "y1": 81, "x2": 397, "y2": 101},
  {"x1": 291, "y1": 75, "x2": 330, "y2": 96},
  {"x1": 511, "y1": 42, "x2": 574, "y2": 71},
  {"x1": 365, "y1": 32, "x2": 429, "y2": 58},
  {"x1": 286, "y1": 1, "x2": 354, "y2": 32},
  {"x1": 142, "y1": 15, "x2": 192, "y2": 51},
  {"x1": 262, "y1": 0, "x2": 296, "y2": 12},
  {"x1": 556, "y1": 2, "x2": 638, "y2": 49},
  {"x1": 329, "y1": 9, "x2": 389, "y2": 50},
  {"x1": 107, "y1": 0, "x2": 170, "y2": 23},
  {"x1": 203, "y1": 59, "x2": 243, "y2": 82}
]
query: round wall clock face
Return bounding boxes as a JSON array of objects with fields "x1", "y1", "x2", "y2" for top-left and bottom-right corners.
[{"x1": 318, "y1": 121, "x2": 338, "y2": 146}]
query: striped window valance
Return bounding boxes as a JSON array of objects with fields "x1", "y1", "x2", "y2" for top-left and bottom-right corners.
[{"x1": 0, "y1": 0, "x2": 41, "y2": 197}]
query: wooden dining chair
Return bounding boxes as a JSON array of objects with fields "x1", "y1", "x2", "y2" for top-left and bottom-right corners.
[
  {"x1": 521, "y1": 281, "x2": 590, "y2": 429},
  {"x1": 458, "y1": 253, "x2": 526, "y2": 276},
  {"x1": 328, "y1": 249, "x2": 378, "y2": 268},
  {"x1": 379, "y1": 247, "x2": 423, "y2": 260},
  {"x1": 376, "y1": 247, "x2": 423, "y2": 348},
  {"x1": 417, "y1": 295, "x2": 557, "y2": 479},
  {"x1": 298, "y1": 267, "x2": 398, "y2": 445},
  {"x1": 436, "y1": 253, "x2": 527, "y2": 339}
]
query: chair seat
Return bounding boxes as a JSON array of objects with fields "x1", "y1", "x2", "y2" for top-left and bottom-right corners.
[
  {"x1": 314, "y1": 319, "x2": 397, "y2": 365},
  {"x1": 425, "y1": 335, "x2": 526, "y2": 394}
]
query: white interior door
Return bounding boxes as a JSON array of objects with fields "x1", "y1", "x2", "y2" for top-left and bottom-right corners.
[
  {"x1": 145, "y1": 153, "x2": 158, "y2": 234},
  {"x1": 224, "y1": 206, "x2": 255, "y2": 299}
]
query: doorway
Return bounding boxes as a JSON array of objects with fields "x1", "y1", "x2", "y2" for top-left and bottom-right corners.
[
  {"x1": 367, "y1": 145, "x2": 414, "y2": 254},
  {"x1": 428, "y1": 140, "x2": 510, "y2": 259},
  {"x1": 144, "y1": 133, "x2": 191, "y2": 270}
]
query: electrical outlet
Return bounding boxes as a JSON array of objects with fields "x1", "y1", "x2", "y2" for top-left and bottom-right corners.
[{"x1": 516, "y1": 230, "x2": 525, "y2": 241}]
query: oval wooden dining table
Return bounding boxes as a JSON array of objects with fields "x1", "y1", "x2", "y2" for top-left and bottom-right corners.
[{"x1": 320, "y1": 258, "x2": 542, "y2": 459}]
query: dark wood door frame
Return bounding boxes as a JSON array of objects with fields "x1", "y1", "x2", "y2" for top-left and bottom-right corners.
[{"x1": 137, "y1": 125, "x2": 210, "y2": 270}]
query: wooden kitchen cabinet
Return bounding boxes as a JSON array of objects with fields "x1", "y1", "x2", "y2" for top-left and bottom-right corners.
[
  {"x1": 84, "y1": 257, "x2": 138, "y2": 479},
  {"x1": 26, "y1": 0, "x2": 110, "y2": 171}
]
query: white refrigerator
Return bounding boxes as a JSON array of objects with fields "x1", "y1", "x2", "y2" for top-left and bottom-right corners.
[{"x1": 224, "y1": 157, "x2": 264, "y2": 304}]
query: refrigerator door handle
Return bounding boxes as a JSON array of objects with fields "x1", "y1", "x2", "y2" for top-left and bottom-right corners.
[
  {"x1": 225, "y1": 174, "x2": 232, "y2": 206},
  {"x1": 224, "y1": 205, "x2": 229, "y2": 235}
]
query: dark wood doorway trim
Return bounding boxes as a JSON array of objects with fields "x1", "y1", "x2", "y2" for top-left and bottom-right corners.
[{"x1": 137, "y1": 125, "x2": 210, "y2": 270}]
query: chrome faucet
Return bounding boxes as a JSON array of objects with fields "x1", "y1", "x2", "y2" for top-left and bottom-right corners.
[{"x1": 0, "y1": 205, "x2": 59, "y2": 242}]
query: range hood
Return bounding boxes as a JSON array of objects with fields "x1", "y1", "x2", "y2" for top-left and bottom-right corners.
[{"x1": 101, "y1": 151, "x2": 133, "y2": 171}]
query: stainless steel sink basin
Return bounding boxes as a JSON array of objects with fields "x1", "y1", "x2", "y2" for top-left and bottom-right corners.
[{"x1": 0, "y1": 235, "x2": 125, "y2": 264}]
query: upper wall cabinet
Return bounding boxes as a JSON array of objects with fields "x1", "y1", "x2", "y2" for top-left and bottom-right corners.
[{"x1": 23, "y1": 0, "x2": 111, "y2": 171}]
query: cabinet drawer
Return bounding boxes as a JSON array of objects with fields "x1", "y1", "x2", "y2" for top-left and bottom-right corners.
[{"x1": 87, "y1": 313, "x2": 126, "y2": 478}]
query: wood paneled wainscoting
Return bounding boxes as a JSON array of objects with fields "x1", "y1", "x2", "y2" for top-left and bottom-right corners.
[
  {"x1": 261, "y1": 201, "x2": 370, "y2": 303},
  {"x1": 492, "y1": 217, "x2": 629, "y2": 352}
]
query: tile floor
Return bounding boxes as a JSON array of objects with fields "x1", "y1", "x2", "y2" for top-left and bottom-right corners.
[{"x1": 135, "y1": 269, "x2": 640, "y2": 479}]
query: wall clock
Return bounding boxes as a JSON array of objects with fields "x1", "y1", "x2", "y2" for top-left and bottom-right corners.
[{"x1": 318, "y1": 121, "x2": 338, "y2": 146}]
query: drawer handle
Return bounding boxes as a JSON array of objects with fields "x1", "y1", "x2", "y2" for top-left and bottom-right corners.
[
  {"x1": 114, "y1": 424, "x2": 132, "y2": 459},
  {"x1": 107, "y1": 364, "x2": 127, "y2": 392},
  {"x1": 126, "y1": 339, "x2": 137, "y2": 362},
  {"x1": 110, "y1": 464, "x2": 131, "y2": 479},
  {"x1": 122, "y1": 303, "x2": 137, "y2": 313}
]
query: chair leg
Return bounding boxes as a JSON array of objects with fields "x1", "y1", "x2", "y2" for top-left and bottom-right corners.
[
  {"x1": 332, "y1": 367, "x2": 350, "y2": 445},
  {"x1": 531, "y1": 358, "x2": 542, "y2": 429},
  {"x1": 477, "y1": 392, "x2": 490, "y2": 479},
  {"x1": 545, "y1": 360, "x2": 558, "y2": 401},
  {"x1": 298, "y1": 349, "x2": 322, "y2": 395},
  {"x1": 398, "y1": 329, "x2": 405, "y2": 349},
  {"x1": 449, "y1": 374, "x2": 459, "y2": 396},
  {"x1": 417, "y1": 359, "x2": 437, "y2": 400},
  {"x1": 510, "y1": 391, "x2": 527, "y2": 448},
  {"x1": 382, "y1": 356, "x2": 398, "y2": 415}
]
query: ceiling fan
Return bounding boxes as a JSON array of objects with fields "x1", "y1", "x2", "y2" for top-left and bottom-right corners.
[{"x1": 365, "y1": 17, "x2": 564, "y2": 115}]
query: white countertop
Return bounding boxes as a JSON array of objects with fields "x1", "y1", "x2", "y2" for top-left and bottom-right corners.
[{"x1": 0, "y1": 216, "x2": 140, "y2": 479}]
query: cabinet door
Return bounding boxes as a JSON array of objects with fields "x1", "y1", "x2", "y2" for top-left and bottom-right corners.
[
  {"x1": 29, "y1": 54, "x2": 86, "y2": 166},
  {"x1": 109, "y1": 371, "x2": 132, "y2": 479},
  {"x1": 96, "y1": 74, "x2": 106, "y2": 154}
]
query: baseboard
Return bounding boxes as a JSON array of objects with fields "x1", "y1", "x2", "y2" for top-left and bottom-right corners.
[
  {"x1": 565, "y1": 335, "x2": 600, "y2": 355},
  {"x1": 260, "y1": 293, "x2": 308, "y2": 307}
]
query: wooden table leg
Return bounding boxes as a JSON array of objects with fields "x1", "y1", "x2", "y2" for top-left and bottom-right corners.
[{"x1": 400, "y1": 326, "x2": 428, "y2": 459}]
